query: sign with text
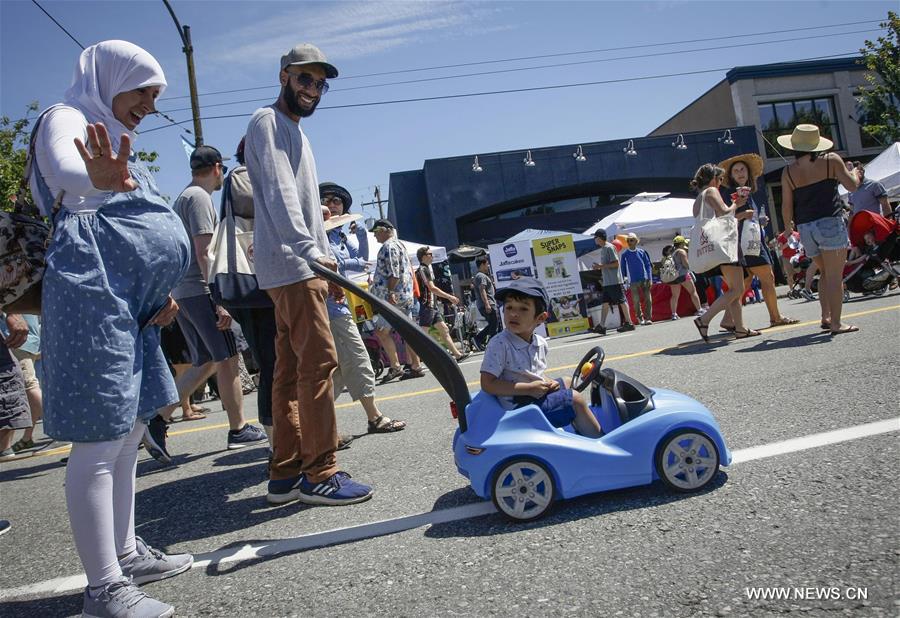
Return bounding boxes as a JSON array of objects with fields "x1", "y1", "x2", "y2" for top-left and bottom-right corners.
[{"x1": 532, "y1": 234, "x2": 589, "y2": 337}]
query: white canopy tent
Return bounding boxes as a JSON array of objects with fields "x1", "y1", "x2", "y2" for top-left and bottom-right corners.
[
  {"x1": 503, "y1": 228, "x2": 594, "y2": 243},
  {"x1": 351, "y1": 232, "x2": 448, "y2": 282},
  {"x1": 583, "y1": 193, "x2": 696, "y2": 261},
  {"x1": 839, "y1": 141, "x2": 900, "y2": 197}
]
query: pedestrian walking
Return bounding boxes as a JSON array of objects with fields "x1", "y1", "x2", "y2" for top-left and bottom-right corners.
[
  {"x1": 778, "y1": 124, "x2": 862, "y2": 335},
  {"x1": 245, "y1": 43, "x2": 373, "y2": 506},
  {"x1": 369, "y1": 219, "x2": 428, "y2": 382},
  {"x1": 689, "y1": 164, "x2": 758, "y2": 342},
  {"x1": 416, "y1": 246, "x2": 470, "y2": 362},
  {"x1": 619, "y1": 233, "x2": 653, "y2": 324},
  {"x1": 590, "y1": 229, "x2": 635, "y2": 334},
  {"x1": 664, "y1": 238, "x2": 703, "y2": 319},
  {"x1": 717, "y1": 153, "x2": 798, "y2": 331},
  {"x1": 472, "y1": 256, "x2": 499, "y2": 348},
  {"x1": 0, "y1": 315, "x2": 30, "y2": 463},
  {"x1": 142, "y1": 145, "x2": 266, "y2": 464},
  {"x1": 30, "y1": 40, "x2": 193, "y2": 617}
]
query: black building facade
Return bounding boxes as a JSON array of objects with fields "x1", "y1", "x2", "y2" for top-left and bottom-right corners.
[{"x1": 388, "y1": 126, "x2": 762, "y2": 250}]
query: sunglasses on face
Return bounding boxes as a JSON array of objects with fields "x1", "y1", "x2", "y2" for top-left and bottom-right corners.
[
  {"x1": 219, "y1": 163, "x2": 229, "y2": 175},
  {"x1": 321, "y1": 196, "x2": 343, "y2": 206},
  {"x1": 289, "y1": 72, "x2": 329, "y2": 94}
]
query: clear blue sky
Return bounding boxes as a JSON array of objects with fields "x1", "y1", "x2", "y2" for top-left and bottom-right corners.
[{"x1": 1, "y1": 0, "x2": 894, "y2": 230}]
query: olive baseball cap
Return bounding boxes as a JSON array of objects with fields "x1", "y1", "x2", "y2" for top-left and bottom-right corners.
[{"x1": 280, "y1": 43, "x2": 338, "y2": 78}]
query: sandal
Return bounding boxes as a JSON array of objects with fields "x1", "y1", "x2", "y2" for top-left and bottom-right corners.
[
  {"x1": 830, "y1": 325, "x2": 859, "y2": 335},
  {"x1": 770, "y1": 317, "x2": 799, "y2": 327},
  {"x1": 399, "y1": 367, "x2": 426, "y2": 381},
  {"x1": 719, "y1": 325, "x2": 736, "y2": 333},
  {"x1": 734, "y1": 328, "x2": 761, "y2": 339},
  {"x1": 11, "y1": 438, "x2": 34, "y2": 453},
  {"x1": 178, "y1": 411, "x2": 207, "y2": 422},
  {"x1": 820, "y1": 320, "x2": 831, "y2": 330},
  {"x1": 368, "y1": 415, "x2": 407, "y2": 433},
  {"x1": 693, "y1": 317, "x2": 710, "y2": 343}
]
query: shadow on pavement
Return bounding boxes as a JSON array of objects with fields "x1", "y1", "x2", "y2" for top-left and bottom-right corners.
[
  {"x1": 424, "y1": 472, "x2": 729, "y2": 539},
  {"x1": 0, "y1": 592, "x2": 83, "y2": 617},
  {"x1": 733, "y1": 331, "x2": 832, "y2": 353}
]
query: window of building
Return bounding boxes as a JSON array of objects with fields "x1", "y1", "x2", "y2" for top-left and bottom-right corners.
[
  {"x1": 485, "y1": 194, "x2": 631, "y2": 221},
  {"x1": 853, "y1": 90, "x2": 900, "y2": 149},
  {"x1": 758, "y1": 97, "x2": 842, "y2": 159}
]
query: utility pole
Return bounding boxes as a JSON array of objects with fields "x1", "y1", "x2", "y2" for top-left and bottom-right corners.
[
  {"x1": 360, "y1": 185, "x2": 386, "y2": 219},
  {"x1": 162, "y1": 0, "x2": 203, "y2": 146}
]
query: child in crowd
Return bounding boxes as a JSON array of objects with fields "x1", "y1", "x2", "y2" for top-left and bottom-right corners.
[{"x1": 479, "y1": 278, "x2": 603, "y2": 438}]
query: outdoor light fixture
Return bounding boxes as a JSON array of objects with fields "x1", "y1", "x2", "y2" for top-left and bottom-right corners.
[
  {"x1": 472, "y1": 155, "x2": 483, "y2": 173},
  {"x1": 573, "y1": 145, "x2": 587, "y2": 162},
  {"x1": 672, "y1": 134, "x2": 687, "y2": 150},
  {"x1": 523, "y1": 150, "x2": 536, "y2": 167},
  {"x1": 623, "y1": 140, "x2": 637, "y2": 156},
  {"x1": 718, "y1": 130, "x2": 735, "y2": 145}
]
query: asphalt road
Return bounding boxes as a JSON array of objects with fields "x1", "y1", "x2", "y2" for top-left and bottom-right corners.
[{"x1": 1, "y1": 289, "x2": 898, "y2": 617}]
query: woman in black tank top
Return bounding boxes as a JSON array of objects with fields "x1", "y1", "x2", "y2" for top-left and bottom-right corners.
[{"x1": 778, "y1": 124, "x2": 861, "y2": 335}]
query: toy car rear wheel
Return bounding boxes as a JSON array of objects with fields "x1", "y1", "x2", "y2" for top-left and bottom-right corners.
[
  {"x1": 656, "y1": 430, "x2": 719, "y2": 492},
  {"x1": 491, "y1": 458, "x2": 555, "y2": 521}
]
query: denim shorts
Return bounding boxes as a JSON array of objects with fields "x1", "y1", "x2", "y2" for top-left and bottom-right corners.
[
  {"x1": 797, "y1": 216, "x2": 848, "y2": 258},
  {"x1": 514, "y1": 378, "x2": 577, "y2": 428}
]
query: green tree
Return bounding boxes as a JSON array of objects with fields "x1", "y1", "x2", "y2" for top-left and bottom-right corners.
[
  {"x1": 0, "y1": 102, "x2": 161, "y2": 212},
  {"x1": 857, "y1": 11, "x2": 900, "y2": 145}
]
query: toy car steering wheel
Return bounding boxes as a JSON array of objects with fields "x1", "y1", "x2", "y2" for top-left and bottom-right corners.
[{"x1": 571, "y1": 346, "x2": 605, "y2": 392}]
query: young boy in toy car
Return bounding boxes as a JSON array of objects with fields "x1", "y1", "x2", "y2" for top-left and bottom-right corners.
[{"x1": 479, "y1": 278, "x2": 603, "y2": 438}]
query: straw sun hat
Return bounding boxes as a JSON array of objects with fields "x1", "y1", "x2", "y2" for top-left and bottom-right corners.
[
  {"x1": 717, "y1": 152, "x2": 763, "y2": 181},
  {"x1": 776, "y1": 124, "x2": 833, "y2": 152}
]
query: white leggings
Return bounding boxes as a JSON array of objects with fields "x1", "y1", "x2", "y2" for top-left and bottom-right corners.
[{"x1": 65, "y1": 423, "x2": 142, "y2": 587}]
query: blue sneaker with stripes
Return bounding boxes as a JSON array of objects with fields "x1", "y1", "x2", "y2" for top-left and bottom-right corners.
[
  {"x1": 267, "y1": 474, "x2": 304, "y2": 505},
  {"x1": 298, "y1": 471, "x2": 373, "y2": 505}
]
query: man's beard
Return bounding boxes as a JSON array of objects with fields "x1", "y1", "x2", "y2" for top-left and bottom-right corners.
[{"x1": 282, "y1": 81, "x2": 319, "y2": 118}]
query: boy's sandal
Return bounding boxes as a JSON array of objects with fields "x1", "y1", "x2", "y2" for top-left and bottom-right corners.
[
  {"x1": 830, "y1": 325, "x2": 859, "y2": 335},
  {"x1": 693, "y1": 317, "x2": 710, "y2": 343},
  {"x1": 770, "y1": 317, "x2": 799, "y2": 326},
  {"x1": 11, "y1": 438, "x2": 34, "y2": 453},
  {"x1": 368, "y1": 415, "x2": 407, "y2": 433},
  {"x1": 734, "y1": 328, "x2": 761, "y2": 339}
]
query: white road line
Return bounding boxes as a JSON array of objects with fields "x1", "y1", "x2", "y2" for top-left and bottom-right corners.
[{"x1": 3, "y1": 416, "x2": 897, "y2": 600}]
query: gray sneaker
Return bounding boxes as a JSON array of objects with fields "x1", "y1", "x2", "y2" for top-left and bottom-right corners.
[
  {"x1": 120, "y1": 536, "x2": 193, "y2": 585},
  {"x1": 81, "y1": 579, "x2": 174, "y2": 618}
]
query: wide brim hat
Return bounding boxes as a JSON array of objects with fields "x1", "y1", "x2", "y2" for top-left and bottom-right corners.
[
  {"x1": 319, "y1": 181, "x2": 352, "y2": 213},
  {"x1": 718, "y1": 153, "x2": 764, "y2": 183},
  {"x1": 776, "y1": 124, "x2": 833, "y2": 153}
]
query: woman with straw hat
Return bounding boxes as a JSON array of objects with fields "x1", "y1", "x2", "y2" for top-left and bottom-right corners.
[
  {"x1": 718, "y1": 153, "x2": 798, "y2": 331},
  {"x1": 779, "y1": 124, "x2": 862, "y2": 335}
]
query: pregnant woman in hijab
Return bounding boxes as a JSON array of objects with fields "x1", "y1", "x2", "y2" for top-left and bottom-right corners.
[{"x1": 31, "y1": 41, "x2": 192, "y2": 617}]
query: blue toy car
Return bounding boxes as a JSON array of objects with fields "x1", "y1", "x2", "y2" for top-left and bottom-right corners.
[
  {"x1": 311, "y1": 264, "x2": 731, "y2": 522},
  {"x1": 452, "y1": 347, "x2": 731, "y2": 520}
]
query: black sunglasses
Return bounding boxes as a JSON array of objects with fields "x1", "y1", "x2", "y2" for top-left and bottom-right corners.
[
  {"x1": 289, "y1": 71, "x2": 329, "y2": 94},
  {"x1": 321, "y1": 196, "x2": 343, "y2": 206},
  {"x1": 219, "y1": 163, "x2": 229, "y2": 175}
]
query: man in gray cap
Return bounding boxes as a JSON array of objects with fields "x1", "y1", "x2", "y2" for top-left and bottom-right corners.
[{"x1": 244, "y1": 43, "x2": 373, "y2": 506}]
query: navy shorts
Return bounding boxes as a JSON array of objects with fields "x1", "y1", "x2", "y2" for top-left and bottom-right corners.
[
  {"x1": 175, "y1": 294, "x2": 239, "y2": 367},
  {"x1": 602, "y1": 284, "x2": 626, "y2": 306},
  {"x1": 515, "y1": 378, "x2": 577, "y2": 428}
]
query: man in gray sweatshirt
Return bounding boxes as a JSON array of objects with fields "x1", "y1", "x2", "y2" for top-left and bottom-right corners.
[{"x1": 245, "y1": 43, "x2": 373, "y2": 506}]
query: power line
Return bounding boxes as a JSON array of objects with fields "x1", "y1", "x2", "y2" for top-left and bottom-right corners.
[
  {"x1": 157, "y1": 27, "x2": 878, "y2": 115},
  {"x1": 138, "y1": 51, "x2": 861, "y2": 134},
  {"x1": 157, "y1": 19, "x2": 882, "y2": 102},
  {"x1": 31, "y1": 0, "x2": 84, "y2": 49}
]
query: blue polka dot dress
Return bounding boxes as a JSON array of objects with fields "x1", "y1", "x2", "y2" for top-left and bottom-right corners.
[{"x1": 39, "y1": 160, "x2": 191, "y2": 442}]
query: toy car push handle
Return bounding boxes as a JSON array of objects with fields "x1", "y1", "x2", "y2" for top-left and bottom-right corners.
[
  {"x1": 308, "y1": 260, "x2": 473, "y2": 431},
  {"x1": 572, "y1": 346, "x2": 605, "y2": 392}
]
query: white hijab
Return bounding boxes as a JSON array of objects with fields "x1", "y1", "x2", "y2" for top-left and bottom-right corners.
[{"x1": 64, "y1": 40, "x2": 167, "y2": 150}]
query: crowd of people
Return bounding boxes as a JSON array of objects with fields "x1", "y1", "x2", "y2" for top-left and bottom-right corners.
[{"x1": 0, "y1": 33, "x2": 892, "y2": 618}]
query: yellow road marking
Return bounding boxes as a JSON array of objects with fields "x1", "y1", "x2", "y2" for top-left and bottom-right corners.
[{"x1": 22, "y1": 304, "x2": 900, "y2": 461}]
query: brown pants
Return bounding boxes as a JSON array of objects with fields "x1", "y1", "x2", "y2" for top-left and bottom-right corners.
[{"x1": 267, "y1": 278, "x2": 339, "y2": 483}]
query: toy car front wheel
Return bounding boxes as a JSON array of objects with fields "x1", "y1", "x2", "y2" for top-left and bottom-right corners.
[
  {"x1": 491, "y1": 458, "x2": 556, "y2": 521},
  {"x1": 656, "y1": 430, "x2": 720, "y2": 492}
]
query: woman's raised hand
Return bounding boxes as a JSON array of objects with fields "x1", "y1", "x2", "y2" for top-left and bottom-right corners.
[{"x1": 74, "y1": 122, "x2": 138, "y2": 192}]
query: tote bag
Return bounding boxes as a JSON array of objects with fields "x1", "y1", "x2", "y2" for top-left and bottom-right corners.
[
  {"x1": 689, "y1": 189, "x2": 738, "y2": 274},
  {"x1": 207, "y1": 175, "x2": 272, "y2": 309},
  {"x1": 740, "y1": 218, "x2": 762, "y2": 257}
]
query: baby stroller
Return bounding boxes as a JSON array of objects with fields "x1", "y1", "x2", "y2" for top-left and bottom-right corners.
[{"x1": 844, "y1": 210, "x2": 900, "y2": 296}]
